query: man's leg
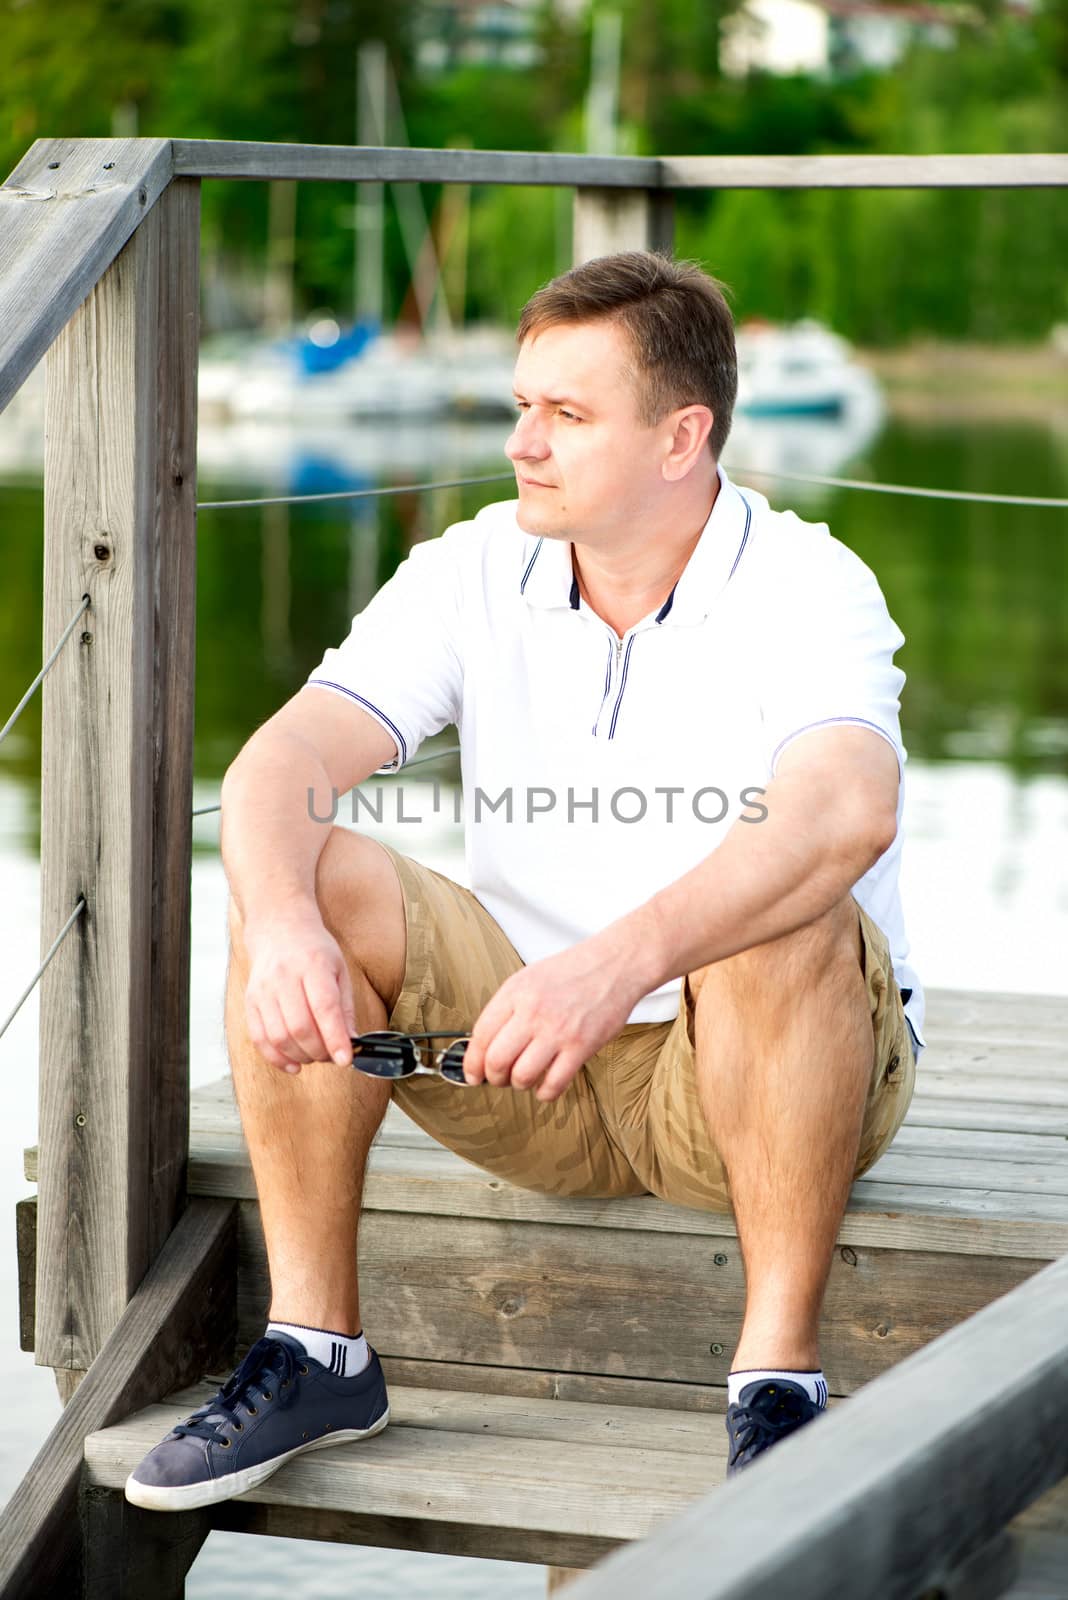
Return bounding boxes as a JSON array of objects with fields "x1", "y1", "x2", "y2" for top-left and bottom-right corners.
[
  {"x1": 125, "y1": 828, "x2": 403, "y2": 1512},
  {"x1": 227, "y1": 827, "x2": 406, "y2": 1338},
  {"x1": 687, "y1": 893, "x2": 871, "y2": 1371}
]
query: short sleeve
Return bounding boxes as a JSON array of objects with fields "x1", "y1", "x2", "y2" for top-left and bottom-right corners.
[
  {"x1": 760, "y1": 535, "x2": 907, "y2": 781},
  {"x1": 306, "y1": 527, "x2": 466, "y2": 773}
]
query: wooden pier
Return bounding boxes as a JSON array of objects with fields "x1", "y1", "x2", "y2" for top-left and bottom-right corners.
[{"x1": 1, "y1": 135, "x2": 1067, "y2": 1597}]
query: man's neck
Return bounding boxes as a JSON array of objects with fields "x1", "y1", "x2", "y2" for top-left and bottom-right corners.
[{"x1": 571, "y1": 474, "x2": 720, "y2": 638}]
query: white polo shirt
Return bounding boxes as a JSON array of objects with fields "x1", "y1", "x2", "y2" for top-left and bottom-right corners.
[{"x1": 308, "y1": 465, "x2": 926, "y2": 1055}]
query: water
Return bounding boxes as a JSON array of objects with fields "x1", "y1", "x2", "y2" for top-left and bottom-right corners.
[{"x1": 0, "y1": 403, "x2": 1065, "y2": 1593}]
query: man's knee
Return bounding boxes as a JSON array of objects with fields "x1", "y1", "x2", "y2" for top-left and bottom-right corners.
[
  {"x1": 314, "y1": 828, "x2": 408, "y2": 1015},
  {"x1": 226, "y1": 827, "x2": 407, "y2": 1015},
  {"x1": 688, "y1": 893, "x2": 862, "y2": 1006}
]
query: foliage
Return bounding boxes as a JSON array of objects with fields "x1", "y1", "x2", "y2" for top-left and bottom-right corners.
[{"x1": 1, "y1": 0, "x2": 1064, "y2": 340}]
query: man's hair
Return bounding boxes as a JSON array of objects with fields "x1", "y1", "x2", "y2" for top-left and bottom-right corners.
[{"x1": 516, "y1": 250, "x2": 738, "y2": 460}]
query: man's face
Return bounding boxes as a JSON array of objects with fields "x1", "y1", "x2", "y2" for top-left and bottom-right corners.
[{"x1": 506, "y1": 319, "x2": 667, "y2": 542}]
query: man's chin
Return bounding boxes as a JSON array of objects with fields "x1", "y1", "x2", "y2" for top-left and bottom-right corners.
[{"x1": 516, "y1": 507, "x2": 562, "y2": 538}]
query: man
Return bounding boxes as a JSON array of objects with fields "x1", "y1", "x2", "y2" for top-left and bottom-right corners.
[{"x1": 126, "y1": 251, "x2": 924, "y2": 1511}]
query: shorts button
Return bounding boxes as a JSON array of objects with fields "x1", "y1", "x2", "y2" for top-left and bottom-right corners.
[{"x1": 887, "y1": 1053, "x2": 900, "y2": 1074}]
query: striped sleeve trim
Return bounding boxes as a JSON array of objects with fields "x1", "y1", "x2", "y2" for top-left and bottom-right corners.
[{"x1": 306, "y1": 679, "x2": 408, "y2": 767}]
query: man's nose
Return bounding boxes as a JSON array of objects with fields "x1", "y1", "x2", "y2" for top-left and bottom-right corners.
[{"x1": 505, "y1": 410, "x2": 550, "y2": 462}]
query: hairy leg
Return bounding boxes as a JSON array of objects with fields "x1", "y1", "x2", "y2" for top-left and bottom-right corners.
[
  {"x1": 226, "y1": 830, "x2": 406, "y2": 1337},
  {"x1": 689, "y1": 896, "x2": 871, "y2": 1371}
]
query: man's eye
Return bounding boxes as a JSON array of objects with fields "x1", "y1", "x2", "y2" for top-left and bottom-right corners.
[{"x1": 559, "y1": 410, "x2": 580, "y2": 422}]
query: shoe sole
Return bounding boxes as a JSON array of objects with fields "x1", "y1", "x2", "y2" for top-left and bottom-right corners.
[{"x1": 124, "y1": 1405, "x2": 390, "y2": 1512}]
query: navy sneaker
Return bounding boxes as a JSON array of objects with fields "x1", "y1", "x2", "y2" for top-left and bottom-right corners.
[
  {"x1": 725, "y1": 1378, "x2": 822, "y2": 1476},
  {"x1": 125, "y1": 1333, "x2": 390, "y2": 1511}
]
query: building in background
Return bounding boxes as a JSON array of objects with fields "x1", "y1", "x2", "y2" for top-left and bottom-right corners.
[{"x1": 721, "y1": 0, "x2": 966, "y2": 78}]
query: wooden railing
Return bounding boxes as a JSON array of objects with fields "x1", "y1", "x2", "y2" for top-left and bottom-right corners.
[{"x1": 1, "y1": 135, "x2": 1066, "y2": 1598}]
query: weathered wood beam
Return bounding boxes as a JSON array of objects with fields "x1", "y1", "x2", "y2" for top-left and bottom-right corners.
[
  {"x1": 572, "y1": 188, "x2": 674, "y2": 263},
  {"x1": 0, "y1": 1199, "x2": 236, "y2": 1600},
  {"x1": 562, "y1": 1250, "x2": 1068, "y2": 1600},
  {"x1": 660, "y1": 153, "x2": 1068, "y2": 189},
  {"x1": 0, "y1": 138, "x2": 173, "y2": 413},
  {"x1": 168, "y1": 144, "x2": 1068, "y2": 191},
  {"x1": 80, "y1": 1487, "x2": 210, "y2": 1600},
  {"x1": 172, "y1": 140, "x2": 662, "y2": 188},
  {"x1": 36, "y1": 175, "x2": 200, "y2": 1372}
]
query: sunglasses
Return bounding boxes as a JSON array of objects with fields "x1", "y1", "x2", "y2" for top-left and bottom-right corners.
[{"x1": 349, "y1": 1030, "x2": 474, "y2": 1086}]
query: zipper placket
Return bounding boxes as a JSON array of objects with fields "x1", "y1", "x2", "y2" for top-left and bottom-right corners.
[{"x1": 592, "y1": 630, "x2": 634, "y2": 736}]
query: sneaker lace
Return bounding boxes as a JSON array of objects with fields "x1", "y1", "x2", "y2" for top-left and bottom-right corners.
[
  {"x1": 729, "y1": 1387, "x2": 812, "y2": 1459},
  {"x1": 173, "y1": 1337, "x2": 302, "y2": 1444}
]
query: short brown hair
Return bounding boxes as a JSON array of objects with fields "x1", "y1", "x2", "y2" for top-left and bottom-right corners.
[{"x1": 516, "y1": 251, "x2": 738, "y2": 459}]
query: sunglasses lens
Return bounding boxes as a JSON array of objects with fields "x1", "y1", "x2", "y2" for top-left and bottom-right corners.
[
  {"x1": 439, "y1": 1040, "x2": 470, "y2": 1083},
  {"x1": 351, "y1": 1033, "x2": 416, "y2": 1078}
]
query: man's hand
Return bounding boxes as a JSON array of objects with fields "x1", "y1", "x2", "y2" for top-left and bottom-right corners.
[
  {"x1": 461, "y1": 932, "x2": 650, "y2": 1103},
  {"x1": 242, "y1": 911, "x2": 357, "y2": 1075}
]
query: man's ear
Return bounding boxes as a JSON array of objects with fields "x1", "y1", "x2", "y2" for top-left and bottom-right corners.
[{"x1": 662, "y1": 406, "x2": 715, "y2": 481}]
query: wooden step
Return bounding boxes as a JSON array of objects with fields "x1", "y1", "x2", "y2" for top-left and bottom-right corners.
[
  {"x1": 82, "y1": 1377, "x2": 1068, "y2": 1584},
  {"x1": 83, "y1": 1378, "x2": 725, "y2": 1568}
]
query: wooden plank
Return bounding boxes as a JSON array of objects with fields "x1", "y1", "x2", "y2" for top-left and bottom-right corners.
[
  {"x1": 913, "y1": 1075, "x2": 1068, "y2": 1106},
  {"x1": 174, "y1": 1141, "x2": 1068, "y2": 1261},
  {"x1": 232, "y1": 1201, "x2": 1043, "y2": 1395},
  {"x1": 15, "y1": 1197, "x2": 36, "y2": 1354},
  {"x1": 36, "y1": 175, "x2": 200, "y2": 1371},
  {"x1": 80, "y1": 1484, "x2": 209, "y2": 1600},
  {"x1": 906, "y1": 1100, "x2": 1068, "y2": 1138},
  {"x1": 918, "y1": 1049, "x2": 1068, "y2": 1078},
  {"x1": 922, "y1": 990, "x2": 1068, "y2": 1035},
  {"x1": 155, "y1": 1377, "x2": 720, "y2": 1456},
  {"x1": 559, "y1": 1251, "x2": 1068, "y2": 1600},
  {"x1": 379, "y1": 1355, "x2": 728, "y2": 1414},
  {"x1": 660, "y1": 153, "x2": 1068, "y2": 190},
  {"x1": 85, "y1": 1391, "x2": 720, "y2": 1544},
  {"x1": 0, "y1": 1199, "x2": 235, "y2": 1600},
  {"x1": 166, "y1": 144, "x2": 1068, "y2": 193},
  {"x1": 206, "y1": 1498, "x2": 618, "y2": 1571},
  {"x1": 867, "y1": 1152, "x2": 1068, "y2": 1198},
  {"x1": 171, "y1": 140, "x2": 662, "y2": 188},
  {"x1": 888, "y1": 1126, "x2": 1068, "y2": 1160},
  {"x1": 573, "y1": 187, "x2": 675, "y2": 263},
  {"x1": 0, "y1": 137, "x2": 173, "y2": 412}
]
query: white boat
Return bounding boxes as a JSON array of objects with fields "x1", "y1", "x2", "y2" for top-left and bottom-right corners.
[{"x1": 735, "y1": 318, "x2": 881, "y2": 418}]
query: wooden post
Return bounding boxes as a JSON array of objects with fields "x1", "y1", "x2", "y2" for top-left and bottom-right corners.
[
  {"x1": 572, "y1": 187, "x2": 674, "y2": 265},
  {"x1": 36, "y1": 176, "x2": 200, "y2": 1374},
  {"x1": 0, "y1": 1199, "x2": 236, "y2": 1600}
]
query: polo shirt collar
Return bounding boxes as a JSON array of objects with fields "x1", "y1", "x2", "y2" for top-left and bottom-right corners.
[{"x1": 518, "y1": 464, "x2": 754, "y2": 626}]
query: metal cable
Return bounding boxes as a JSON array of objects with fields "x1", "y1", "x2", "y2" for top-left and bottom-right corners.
[
  {"x1": 195, "y1": 468, "x2": 1066, "y2": 514},
  {"x1": 0, "y1": 595, "x2": 91, "y2": 749},
  {"x1": 192, "y1": 743, "x2": 462, "y2": 819},
  {"x1": 196, "y1": 474, "x2": 514, "y2": 511},
  {"x1": 736, "y1": 467, "x2": 1067, "y2": 509},
  {"x1": 0, "y1": 896, "x2": 86, "y2": 1042}
]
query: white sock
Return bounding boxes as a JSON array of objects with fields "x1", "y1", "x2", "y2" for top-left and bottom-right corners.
[
  {"x1": 727, "y1": 1367, "x2": 828, "y2": 1408},
  {"x1": 266, "y1": 1320, "x2": 370, "y2": 1377}
]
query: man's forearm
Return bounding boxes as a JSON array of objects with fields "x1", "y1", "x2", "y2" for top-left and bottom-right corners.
[
  {"x1": 619, "y1": 767, "x2": 895, "y2": 995},
  {"x1": 220, "y1": 733, "x2": 337, "y2": 927}
]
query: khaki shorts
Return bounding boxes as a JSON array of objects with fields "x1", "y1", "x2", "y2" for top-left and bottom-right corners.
[{"x1": 379, "y1": 842, "x2": 917, "y2": 1214}]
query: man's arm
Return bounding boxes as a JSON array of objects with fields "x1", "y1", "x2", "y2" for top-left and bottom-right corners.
[
  {"x1": 220, "y1": 685, "x2": 398, "y2": 1069},
  {"x1": 221, "y1": 686, "x2": 396, "y2": 925},
  {"x1": 462, "y1": 725, "x2": 899, "y2": 1099},
  {"x1": 625, "y1": 725, "x2": 900, "y2": 993}
]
